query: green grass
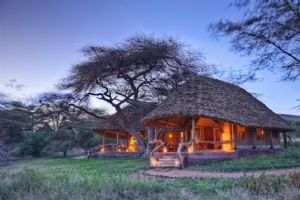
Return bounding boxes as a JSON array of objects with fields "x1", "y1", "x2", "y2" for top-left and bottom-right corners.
[
  {"x1": 195, "y1": 142, "x2": 300, "y2": 172},
  {"x1": 1, "y1": 143, "x2": 300, "y2": 199},
  {"x1": 0, "y1": 157, "x2": 240, "y2": 200}
]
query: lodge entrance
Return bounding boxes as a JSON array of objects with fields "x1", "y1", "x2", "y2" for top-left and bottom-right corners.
[{"x1": 164, "y1": 131, "x2": 180, "y2": 152}]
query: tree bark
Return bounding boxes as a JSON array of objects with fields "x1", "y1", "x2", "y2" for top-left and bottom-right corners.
[
  {"x1": 145, "y1": 127, "x2": 155, "y2": 158},
  {"x1": 115, "y1": 107, "x2": 146, "y2": 155}
]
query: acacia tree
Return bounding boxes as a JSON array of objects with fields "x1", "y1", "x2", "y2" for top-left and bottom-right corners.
[
  {"x1": 59, "y1": 35, "x2": 209, "y2": 153},
  {"x1": 210, "y1": 0, "x2": 300, "y2": 81},
  {"x1": 0, "y1": 100, "x2": 35, "y2": 143},
  {"x1": 37, "y1": 92, "x2": 106, "y2": 131},
  {"x1": 36, "y1": 92, "x2": 105, "y2": 156}
]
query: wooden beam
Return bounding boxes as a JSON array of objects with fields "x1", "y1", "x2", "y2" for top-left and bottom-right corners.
[
  {"x1": 117, "y1": 132, "x2": 119, "y2": 145},
  {"x1": 252, "y1": 128, "x2": 256, "y2": 149},
  {"x1": 232, "y1": 124, "x2": 237, "y2": 150},
  {"x1": 102, "y1": 135, "x2": 106, "y2": 152},
  {"x1": 283, "y1": 131, "x2": 287, "y2": 149},
  {"x1": 191, "y1": 118, "x2": 195, "y2": 152},
  {"x1": 270, "y1": 130, "x2": 273, "y2": 149},
  {"x1": 154, "y1": 128, "x2": 158, "y2": 140},
  {"x1": 184, "y1": 129, "x2": 188, "y2": 143},
  {"x1": 156, "y1": 120, "x2": 182, "y2": 128}
]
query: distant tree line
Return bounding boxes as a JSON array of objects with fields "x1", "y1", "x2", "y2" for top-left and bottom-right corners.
[{"x1": 0, "y1": 92, "x2": 105, "y2": 160}]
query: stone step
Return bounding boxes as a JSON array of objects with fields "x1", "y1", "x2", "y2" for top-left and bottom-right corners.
[
  {"x1": 161, "y1": 155, "x2": 177, "y2": 159},
  {"x1": 152, "y1": 158, "x2": 181, "y2": 168}
]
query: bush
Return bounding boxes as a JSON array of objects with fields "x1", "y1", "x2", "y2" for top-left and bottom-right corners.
[{"x1": 18, "y1": 131, "x2": 48, "y2": 157}]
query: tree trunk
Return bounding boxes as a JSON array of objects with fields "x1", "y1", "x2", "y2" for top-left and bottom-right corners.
[
  {"x1": 145, "y1": 127, "x2": 155, "y2": 158},
  {"x1": 129, "y1": 127, "x2": 146, "y2": 153},
  {"x1": 116, "y1": 107, "x2": 146, "y2": 155},
  {"x1": 63, "y1": 149, "x2": 67, "y2": 157}
]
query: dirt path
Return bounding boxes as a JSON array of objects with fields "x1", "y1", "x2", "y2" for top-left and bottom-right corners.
[{"x1": 144, "y1": 167, "x2": 300, "y2": 179}]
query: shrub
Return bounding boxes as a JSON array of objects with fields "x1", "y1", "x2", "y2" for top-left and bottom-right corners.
[{"x1": 18, "y1": 131, "x2": 48, "y2": 157}]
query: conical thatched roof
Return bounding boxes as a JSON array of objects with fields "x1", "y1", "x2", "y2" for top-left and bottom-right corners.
[
  {"x1": 143, "y1": 76, "x2": 293, "y2": 131},
  {"x1": 93, "y1": 102, "x2": 157, "y2": 137}
]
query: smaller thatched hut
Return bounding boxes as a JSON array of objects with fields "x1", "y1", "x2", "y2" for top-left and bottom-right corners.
[
  {"x1": 143, "y1": 76, "x2": 293, "y2": 167},
  {"x1": 92, "y1": 102, "x2": 156, "y2": 157}
]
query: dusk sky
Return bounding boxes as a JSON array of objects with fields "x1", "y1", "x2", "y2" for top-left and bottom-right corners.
[{"x1": 1, "y1": 0, "x2": 300, "y2": 114}]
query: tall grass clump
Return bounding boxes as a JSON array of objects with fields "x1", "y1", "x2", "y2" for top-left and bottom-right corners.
[
  {"x1": 0, "y1": 167, "x2": 195, "y2": 200},
  {"x1": 217, "y1": 173, "x2": 300, "y2": 200},
  {"x1": 0, "y1": 168, "x2": 45, "y2": 200}
]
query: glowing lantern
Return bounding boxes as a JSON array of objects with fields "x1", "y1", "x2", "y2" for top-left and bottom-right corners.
[
  {"x1": 163, "y1": 147, "x2": 168, "y2": 153},
  {"x1": 150, "y1": 157, "x2": 160, "y2": 166},
  {"x1": 187, "y1": 145, "x2": 193, "y2": 153}
]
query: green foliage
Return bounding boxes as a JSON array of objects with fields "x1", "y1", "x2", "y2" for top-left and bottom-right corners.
[
  {"x1": 0, "y1": 101, "x2": 35, "y2": 143},
  {"x1": 18, "y1": 132, "x2": 48, "y2": 157},
  {"x1": 73, "y1": 126, "x2": 101, "y2": 149},
  {"x1": 43, "y1": 126, "x2": 74, "y2": 157},
  {"x1": 288, "y1": 120, "x2": 300, "y2": 137}
]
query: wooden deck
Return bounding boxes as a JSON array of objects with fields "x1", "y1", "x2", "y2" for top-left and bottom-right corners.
[{"x1": 150, "y1": 151, "x2": 238, "y2": 167}]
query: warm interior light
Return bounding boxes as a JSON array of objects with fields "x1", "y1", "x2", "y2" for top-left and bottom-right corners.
[
  {"x1": 168, "y1": 134, "x2": 173, "y2": 139},
  {"x1": 180, "y1": 131, "x2": 184, "y2": 138},
  {"x1": 187, "y1": 145, "x2": 193, "y2": 153},
  {"x1": 163, "y1": 147, "x2": 168, "y2": 153},
  {"x1": 222, "y1": 122, "x2": 233, "y2": 152},
  {"x1": 150, "y1": 157, "x2": 160, "y2": 166},
  {"x1": 100, "y1": 148, "x2": 105, "y2": 152},
  {"x1": 128, "y1": 136, "x2": 137, "y2": 152}
]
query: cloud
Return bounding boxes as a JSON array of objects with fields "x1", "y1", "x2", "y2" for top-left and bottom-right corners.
[{"x1": 5, "y1": 79, "x2": 25, "y2": 91}]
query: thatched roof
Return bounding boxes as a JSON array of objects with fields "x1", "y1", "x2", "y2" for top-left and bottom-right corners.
[
  {"x1": 143, "y1": 76, "x2": 293, "y2": 131},
  {"x1": 93, "y1": 102, "x2": 157, "y2": 137}
]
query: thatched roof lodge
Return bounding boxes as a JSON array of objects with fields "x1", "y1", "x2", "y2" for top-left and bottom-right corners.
[
  {"x1": 92, "y1": 102, "x2": 156, "y2": 156},
  {"x1": 143, "y1": 76, "x2": 293, "y2": 167}
]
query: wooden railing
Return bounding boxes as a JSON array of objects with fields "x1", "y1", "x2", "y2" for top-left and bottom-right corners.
[
  {"x1": 177, "y1": 140, "x2": 193, "y2": 168},
  {"x1": 195, "y1": 140, "x2": 232, "y2": 144},
  {"x1": 87, "y1": 145, "x2": 100, "y2": 157},
  {"x1": 149, "y1": 140, "x2": 165, "y2": 157}
]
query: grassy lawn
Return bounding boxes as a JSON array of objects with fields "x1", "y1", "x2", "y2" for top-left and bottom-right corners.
[
  {"x1": 0, "y1": 157, "x2": 242, "y2": 200},
  {"x1": 194, "y1": 142, "x2": 300, "y2": 172},
  {"x1": 1, "y1": 143, "x2": 300, "y2": 200},
  {"x1": 0, "y1": 157, "x2": 236, "y2": 200}
]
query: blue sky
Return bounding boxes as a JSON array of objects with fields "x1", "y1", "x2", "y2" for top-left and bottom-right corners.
[{"x1": 1, "y1": 0, "x2": 300, "y2": 114}]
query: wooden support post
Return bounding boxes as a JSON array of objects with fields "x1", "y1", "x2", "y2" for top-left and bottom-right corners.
[
  {"x1": 283, "y1": 131, "x2": 287, "y2": 149},
  {"x1": 252, "y1": 128, "x2": 256, "y2": 149},
  {"x1": 102, "y1": 135, "x2": 106, "y2": 152},
  {"x1": 232, "y1": 124, "x2": 237, "y2": 150},
  {"x1": 192, "y1": 118, "x2": 195, "y2": 152},
  {"x1": 116, "y1": 132, "x2": 119, "y2": 151},
  {"x1": 270, "y1": 130, "x2": 273, "y2": 149},
  {"x1": 184, "y1": 129, "x2": 188, "y2": 143},
  {"x1": 154, "y1": 128, "x2": 158, "y2": 140}
]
